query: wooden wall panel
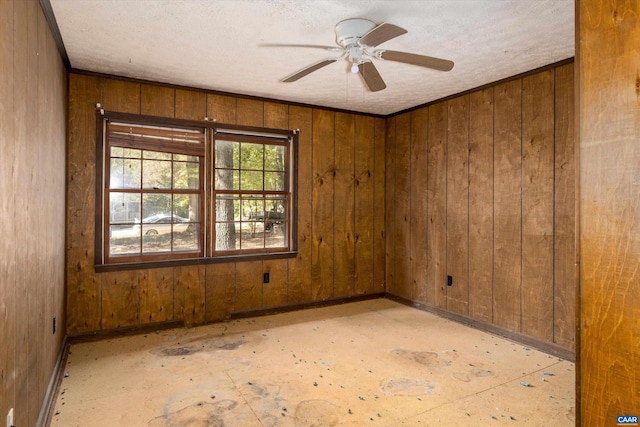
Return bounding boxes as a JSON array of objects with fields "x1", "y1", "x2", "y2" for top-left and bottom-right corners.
[
  {"x1": 354, "y1": 115, "x2": 375, "y2": 295},
  {"x1": 493, "y1": 79, "x2": 522, "y2": 332},
  {"x1": 521, "y1": 70, "x2": 554, "y2": 341},
  {"x1": 141, "y1": 85, "x2": 175, "y2": 117},
  {"x1": 410, "y1": 108, "x2": 428, "y2": 303},
  {"x1": 207, "y1": 94, "x2": 237, "y2": 124},
  {"x1": 174, "y1": 265, "x2": 205, "y2": 326},
  {"x1": 262, "y1": 259, "x2": 288, "y2": 308},
  {"x1": 67, "y1": 74, "x2": 102, "y2": 333},
  {"x1": 287, "y1": 106, "x2": 313, "y2": 303},
  {"x1": 237, "y1": 98, "x2": 264, "y2": 127},
  {"x1": 373, "y1": 118, "x2": 386, "y2": 293},
  {"x1": 394, "y1": 112, "x2": 412, "y2": 299},
  {"x1": 103, "y1": 79, "x2": 140, "y2": 113},
  {"x1": 175, "y1": 89, "x2": 206, "y2": 120},
  {"x1": 311, "y1": 109, "x2": 335, "y2": 300},
  {"x1": 205, "y1": 263, "x2": 236, "y2": 322},
  {"x1": 446, "y1": 95, "x2": 470, "y2": 315},
  {"x1": 235, "y1": 261, "x2": 263, "y2": 311},
  {"x1": 468, "y1": 88, "x2": 494, "y2": 323},
  {"x1": 579, "y1": 2, "x2": 640, "y2": 424},
  {"x1": 427, "y1": 103, "x2": 447, "y2": 307},
  {"x1": 1, "y1": 1, "x2": 67, "y2": 423},
  {"x1": 334, "y1": 112, "x2": 356, "y2": 297},
  {"x1": 140, "y1": 268, "x2": 173, "y2": 324},
  {"x1": 384, "y1": 117, "x2": 396, "y2": 295},
  {"x1": 553, "y1": 63, "x2": 576, "y2": 349},
  {"x1": 101, "y1": 271, "x2": 140, "y2": 329}
]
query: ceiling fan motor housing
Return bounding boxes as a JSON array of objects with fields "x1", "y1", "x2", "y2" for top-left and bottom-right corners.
[{"x1": 335, "y1": 18, "x2": 376, "y2": 48}]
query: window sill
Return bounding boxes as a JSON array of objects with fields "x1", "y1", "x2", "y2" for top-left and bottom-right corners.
[{"x1": 94, "y1": 251, "x2": 298, "y2": 273}]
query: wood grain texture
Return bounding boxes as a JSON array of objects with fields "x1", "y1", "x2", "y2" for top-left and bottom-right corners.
[
  {"x1": 67, "y1": 74, "x2": 102, "y2": 333},
  {"x1": 175, "y1": 89, "x2": 206, "y2": 120},
  {"x1": 101, "y1": 270, "x2": 140, "y2": 329},
  {"x1": 103, "y1": 79, "x2": 140, "y2": 113},
  {"x1": 394, "y1": 112, "x2": 412, "y2": 299},
  {"x1": 287, "y1": 106, "x2": 313, "y2": 303},
  {"x1": 427, "y1": 102, "x2": 447, "y2": 308},
  {"x1": 235, "y1": 261, "x2": 263, "y2": 311},
  {"x1": 205, "y1": 263, "x2": 236, "y2": 322},
  {"x1": 410, "y1": 108, "x2": 428, "y2": 303},
  {"x1": 493, "y1": 79, "x2": 522, "y2": 332},
  {"x1": 521, "y1": 70, "x2": 554, "y2": 341},
  {"x1": 237, "y1": 98, "x2": 264, "y2": 127},
  {"x1": 373, "y1": 117, "x2": 386, "y2": 293},
  {"x1": 446, "y1": 95, "x2": 470, "y2": 315},
  {"x1": 207, "y1": 94, "x2": 237, "y2": 124},
  {"x1": 174, "y1": 265, "x2": 205, "y2": 326},
  {"x1": 468, "y1": 88, "x2": 494, "y2": 323},
  {"x1": 553, "y1": 63, "x2": 576, "y2": 349},
  {"x1": 262, "y1": 259, "x2": 288, "y2": 307},
  {"x1": 354, "y1": 115, "x2": 375, "y2": 295},
  {"x1": 384, "y1": 117, "x2": 396, "y2": 296},
  {"x1": 141, "y1": 84, "x2": 175, "y2": 117},
  {"x1": 311, "y1": 109, "x2": 335, "y2": 300},
  {"x1": 334, "y1": 112, "x2": 356, "y2": 298},
  {"x1": 140, "y1": 268, "x2": 173, "y2": 324},
  {"x1": 579, "y1": 1, "x2": 640, "y2": 424}
]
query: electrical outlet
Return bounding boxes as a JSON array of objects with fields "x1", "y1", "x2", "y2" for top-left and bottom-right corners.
[
  {"x1": 53, "y1": 316, "x2": 56, "y2": 334},
  {"x1": 263, "y1": 272, "x2": 270, "y2": 284},
  {"x1": 447, "y1": 275, "x2": 453, "y2": 287},
  {"x1": 7, "y1": 407, "x2": 13, "y2": 427}
]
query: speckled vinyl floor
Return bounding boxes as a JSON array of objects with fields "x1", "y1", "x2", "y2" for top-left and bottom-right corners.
[{"x1": 49, "y1": 299, "x2": 575, "y2": 426}]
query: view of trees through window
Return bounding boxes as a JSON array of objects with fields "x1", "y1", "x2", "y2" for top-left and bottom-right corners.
[
  {"x1": 214, "y1": 138, "x2": 288, "y2": 253},
  {"x1": 100, "y1": 115, "x2": 295, "y2": 265}
]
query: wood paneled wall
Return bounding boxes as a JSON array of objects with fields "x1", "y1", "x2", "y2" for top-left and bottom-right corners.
[
  {"x1": 385, "y1": 63, "x2": 576, "y2": 350},
  {"x1": 66, "y1": 73, "x2": 386, "y2": 334},
  {"x1": 0, "y1": 1, "x2": 67, "y2": 425},
  {"x1": 578, "y1": 1, "x2": 640, "y2": 424}
]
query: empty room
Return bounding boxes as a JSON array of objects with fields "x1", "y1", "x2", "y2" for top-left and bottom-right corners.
[{"x1": 1, "y1": 0, "x2": 638, "y2": 426}]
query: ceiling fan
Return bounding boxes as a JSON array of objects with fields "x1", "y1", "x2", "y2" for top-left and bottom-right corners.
[{"x1": 268, "y1": 18, "x2": 454, "y2": 92}]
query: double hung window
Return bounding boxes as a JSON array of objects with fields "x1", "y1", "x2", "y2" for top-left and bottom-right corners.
[{"x1": 97, "y1": 112, "x2": 296, "y2": 268}]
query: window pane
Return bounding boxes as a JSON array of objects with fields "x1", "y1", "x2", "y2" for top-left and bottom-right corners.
[
  {"x1": 241, "y1": 223, "x2": 264, "y2": 250},
  {"x1": 110, "y1": 158, "x2": 141, "y2": 189},
  {"x1": 216, "y1": 194, "x2": 240, "y2": 222},
  {"x1": 241, "y1": 143, "x2": 264, "y2": 170},
  {"x1": 142, "y1": 230, "x2": 171, "y2": 254},
  {"x1": 215, "y1": 140, "x2": 239, "y2": 169},
  {"x1": 174, "y1": 154, "x2": 199, "y2": 162},
  {"x1": 142, "y1": 193, "x2": 172, "y2": 220},
  {"x1": 241, "y1": 195, "x2": 264, "y2": 221},
  {"x1": 142, "y1": 159, "x2": 171, "y2": 189},
  {"x1": 215, "y1": 169, "x2": 239, "y2": 191},
  {"x1": 264, "y1": 145, "x2": 286, "y2": 171},
  {"x1": 123, "y1": 148, "x2": 141, "y2": 158},
  {"x1": 109, "y1": 192, "x2": 141, "y2": 225},
  {"x1": 109, "y1": 225, "x2": 141, "y2": 255},
  {"x1": 240, "y1": 170, "x2": 263, "y2": 191},
  {"x1": 265, "y1": 171, "x2": 285, "y2": 191},
  {"x1": 266, "y1": 221, "x2": 287, "y2": 249},
  {"x1": 173, "y1": 161, "x2": 200, "y2": 189},
  {"x1": 173, "y1": 194, "x2": 200, "y2": 222},
  {"x1": 174, "y1": 223, "x2": 199, "y2": 252},
  {"x1": 111, "y1": 146, "x2": 124, "y2": 157},
  {"x1": 215, "y1": 222, "x2": 239, "y2": 251}
]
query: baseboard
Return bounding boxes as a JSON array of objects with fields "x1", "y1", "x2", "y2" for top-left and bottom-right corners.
[
  {"x1": 385, "y1": 293, "x2": 576, "y2": 362},
  {"x1": 37, "y1": 336, "x2": 69, "y2": 427},
  {"x1": 67, "y1": 320, "x2": 185, "y2": 344},
  {"x1": 230, "y1": 292, "x2": 386, "y2": 320}
]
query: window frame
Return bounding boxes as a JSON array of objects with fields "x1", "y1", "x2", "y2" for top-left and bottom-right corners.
[{"x1": 95, "y1": 111, "x2": 298, "y2": 271}]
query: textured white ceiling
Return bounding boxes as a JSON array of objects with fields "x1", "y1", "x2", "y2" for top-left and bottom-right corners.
[{"x1": 50, "y1": 0, "x2": 574, "y2": 115}]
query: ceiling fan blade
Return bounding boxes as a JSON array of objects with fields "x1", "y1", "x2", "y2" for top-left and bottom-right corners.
[
  {"x1": 260, "y1": 43, "x2": 343, "y2": 52},
  {"x1": 358, "y1": 23, "x2": 407, "y2": 47},
  {"x1": 359, "y1": 61, "x2": 386, "y2": 92},
  {"x1": 379, "y1": 50, "x2": 454, "y2": 71},
  {"x1": 283, "y1": 58, "x2": 339, "y2": 82}
]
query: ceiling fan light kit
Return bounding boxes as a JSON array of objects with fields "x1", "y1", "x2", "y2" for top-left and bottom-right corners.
[{"x1": 277, "y1": 18, "x2": 454, "y2": 92}]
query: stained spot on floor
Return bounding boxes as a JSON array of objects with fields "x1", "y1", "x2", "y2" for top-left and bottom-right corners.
[
  {"x1": 379, "y1": 377, "x2": 436, "y2": 396},
  {"x1": 391, "y1": 349, "x2": 451, "y2": 368},
  {"x1": 294, "y1": 399, "x2": 340, "y2": 426},
  {"x1": 161, "y1": 346, "x2": 199, "y2": 357},
  {"x1": 147, "y1": 399, "x2": 238, "y2": 426}
]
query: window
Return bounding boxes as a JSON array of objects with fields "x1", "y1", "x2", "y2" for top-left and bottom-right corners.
[{"x1": 96, "y1": 112, "x2": 297, "y2": 268}]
